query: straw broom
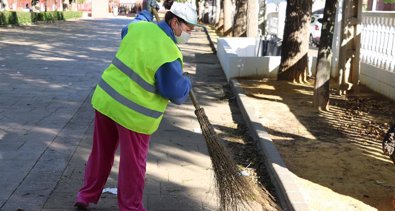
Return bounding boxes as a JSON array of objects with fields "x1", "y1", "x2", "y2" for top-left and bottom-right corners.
[
  {"x1": 152, "y1": 11, "x2": 262, "y2": 211},
  {"x1": 189, "y1": 89, "x2": 260, "y2": 211}
]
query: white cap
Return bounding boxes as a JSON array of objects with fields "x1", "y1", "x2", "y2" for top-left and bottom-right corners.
[{"x1": 169, "y1": 2, "x2": 198, "y2": 25}]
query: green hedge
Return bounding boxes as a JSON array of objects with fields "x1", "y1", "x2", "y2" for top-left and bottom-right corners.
[
  {"x1": 63, "y1": 11, "x2": 83, "y2": 20},
  {"x1": 0, "y1": 11, "x2": 82, "y2": 26}
]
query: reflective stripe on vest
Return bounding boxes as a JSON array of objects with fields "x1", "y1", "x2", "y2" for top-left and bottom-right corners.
[
  {"x1": 97, "y1": 79, "x2": 162, "y2": 118},
  {"x1": 112, "y1": 57, "x2": 157, "y2": 94}
]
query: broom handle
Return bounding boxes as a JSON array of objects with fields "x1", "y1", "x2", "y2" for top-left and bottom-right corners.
[
  {"x1": 152, "y1": 8, "x2": 160, "y2": 22},
  {"x1": 184, "y1": 72, "x2": 200, "y2": 109},
  {"x1": 189, "y1": 89, "x2": 201, "y2": 110}
]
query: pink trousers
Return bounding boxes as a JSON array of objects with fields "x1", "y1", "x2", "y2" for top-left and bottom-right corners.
[{"x1": 76, "y1": 110, "x2": 150, "y2": 211}]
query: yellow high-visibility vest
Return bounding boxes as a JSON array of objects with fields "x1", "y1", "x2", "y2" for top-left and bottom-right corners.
[{"x1": 92, "y1": 21, "x2": 183, "y2": 135}]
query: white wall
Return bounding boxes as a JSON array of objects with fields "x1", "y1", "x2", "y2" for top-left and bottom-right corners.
[
  {"x1": 217, "y1": 37, "x2": 317, "y2": 81},
  {"x1": 360, "y1": 63, "x2": 395, "y2": 100}
]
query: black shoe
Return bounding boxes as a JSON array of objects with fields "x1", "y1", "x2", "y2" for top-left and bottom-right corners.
[{"x1": 74, "y1": 201, "x2": 89, "y2": 210}]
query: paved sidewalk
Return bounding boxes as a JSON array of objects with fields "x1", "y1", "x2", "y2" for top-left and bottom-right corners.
[
  {"x1": 0, "y1": 18, "x2": 126, "y2": 210},
  {"x1": 0, "y1": 18, "x2": 263, "y2": 211}
]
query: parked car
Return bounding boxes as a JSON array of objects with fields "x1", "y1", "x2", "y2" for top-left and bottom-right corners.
[{"x1": 310, "y1": 13, "x2": 323, "y2": 47}]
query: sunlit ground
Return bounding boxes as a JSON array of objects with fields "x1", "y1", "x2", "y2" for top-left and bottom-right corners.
[{"x1": 239, "y1": 79, "x2": 395, "y2": 210}]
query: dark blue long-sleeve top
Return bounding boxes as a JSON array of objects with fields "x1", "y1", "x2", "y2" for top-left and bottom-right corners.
[{"x1": 121, "y1": 11, "x2": 191, "y2": 105}]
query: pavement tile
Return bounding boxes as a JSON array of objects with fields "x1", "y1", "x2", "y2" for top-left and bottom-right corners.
[{"x1": 146, "y1": 193, "x2": 209, "y2": 211}]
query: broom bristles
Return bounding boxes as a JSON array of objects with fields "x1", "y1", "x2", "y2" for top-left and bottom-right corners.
[{"x1": 195, "y1": 108, "x2": 260, "y2": 211}]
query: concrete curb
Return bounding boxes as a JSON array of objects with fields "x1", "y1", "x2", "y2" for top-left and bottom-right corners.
[
  {"x1": 200, "y1": 26, "x2": 217, "y2": 54},
  {"x1": 229, "y1": 79, "x2": 310, "y2": 211},
  {"x1": 197, "y1": 25, "x2": 218, "y2": 55}
]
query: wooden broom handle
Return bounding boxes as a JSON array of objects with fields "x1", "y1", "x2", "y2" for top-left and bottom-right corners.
[
  {"x1": 189, "y1": 89, "x2": 201, "y2": 110},
  {"x1": 152, "y1": 8, "x2": 160, "y2": 22},
  {"x1": 183, "y1": 72, "x2": 200, "y2": 110}
]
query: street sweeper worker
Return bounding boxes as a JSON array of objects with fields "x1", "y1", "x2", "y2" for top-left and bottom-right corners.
[{"x1": 74, "y1": 2, "x2": 197, "y2": 211}]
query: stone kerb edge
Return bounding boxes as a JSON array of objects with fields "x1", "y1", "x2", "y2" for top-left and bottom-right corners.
[{"x1": 229, "y1": 79, "x2": 310, "y2": 211}]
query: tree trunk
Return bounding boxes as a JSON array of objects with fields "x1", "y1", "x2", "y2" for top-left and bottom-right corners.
[
  {"x1": 216, "y1": 0, "x2": 224, "y2": 31},
  {"x1": 277, "y1": 0, "x2": 312, "y2": 83},
  {"x1": 313, "y1": 0, "x2": 338, "y2": 111},
  {"x1": 198, "y1": 0, "x2": 204, "y2": 22},
  {"x1": 337, "y1": 0, "x2": 362, "y2": 95},
  {"x1": 215, "y1": 0, "x2": 221, "y2": 25},
  {"x1": 246, "y1": 0, "x2": 258, "y2": 37},
  {"x1": 233, "y1": 0, "x2": 247, "y2": 37},
  {"x1": 223, "y1": 0, "x2": 232, "y2": 36},
  {"x1": 258, "y1": 0, "x2": 266, "y2": 36}
]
